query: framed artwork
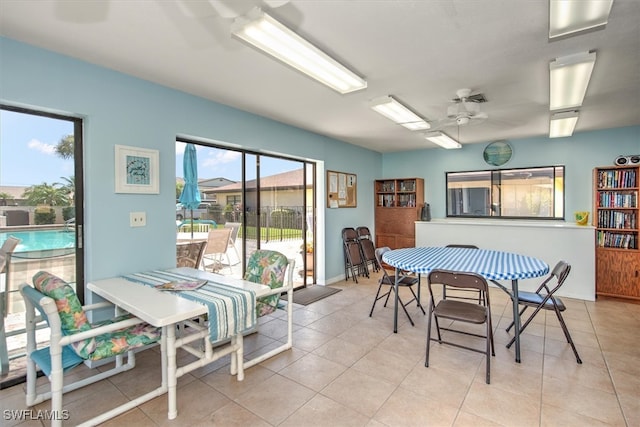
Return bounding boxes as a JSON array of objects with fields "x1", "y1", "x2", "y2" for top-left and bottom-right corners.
[
  {"x1": 326, "y1": 170, "x2": 357, "y2": 208},
  {"x1": 114, "y1": 145, "x2": 159, "y2": 194}
]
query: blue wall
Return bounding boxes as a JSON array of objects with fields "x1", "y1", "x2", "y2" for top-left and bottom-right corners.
[
  {"x1": 0, "y1": 37, "x2": 381, "y2": 282},
  {"x1": 1, "y1": 36, "x2": 638, "y2": 285},
  {"x1": 382, "y1": 127, "x2": 640, "y2": 219}
]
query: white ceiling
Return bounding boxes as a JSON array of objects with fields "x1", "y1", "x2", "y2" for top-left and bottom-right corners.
[{"x1": 1, "y1": 0, "x2": 639, "y2": 153}]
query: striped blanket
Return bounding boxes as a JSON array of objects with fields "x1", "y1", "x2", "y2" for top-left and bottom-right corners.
[{"x1": 122, "y1": 270, "x2": 256, "y2": 343}]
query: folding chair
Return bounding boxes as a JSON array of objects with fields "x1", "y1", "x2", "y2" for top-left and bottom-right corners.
[
  {"x1": 342, "y1": 227, "x2": 368, "y2": 283},
  {"x1": 426, "y1": 269, "x2": 494, "y2": 384},
  {"x1": 20, "y1": 271, "x2": 161, "y2": 427},
  {"x1": 370, "y1": 247, "x2": 425, "y2": 326},
  {"x1": 201, "y1": 228, "x2": 232, "y2": 273},
  {"x1": 224, "y1": 222, "x2": 242, "y2": 265},
  {"x1": 442, "y1": 244, "x2": 483, "y2": 304},
  {"x1": 505, "y1": 260, "x2": 582, "y2": 364},
  {"x1": 356, "y1": 226, "x2": 379, "y2": 273}
]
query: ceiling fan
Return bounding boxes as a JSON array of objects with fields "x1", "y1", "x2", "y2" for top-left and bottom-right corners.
[{"x1": 431, "y1": 88, "x2": 489, "y2": 129}]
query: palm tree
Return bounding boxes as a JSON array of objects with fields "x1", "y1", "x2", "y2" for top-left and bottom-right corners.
[
  {"x1": 59, "y1": 176, "x2": 75, "y2": 203},
  {"x1": 0, "y1": 192, "x2": 14, "y2": 206},
  {"x1": 55, "y1": 135, "x2": 74, "y2": 159},
  {"x1": 176, "y1": 181, "x2": 184, "y2": 200},
  {"x1": 22, "y1": 182, "x2": 71, "y2": 206}
]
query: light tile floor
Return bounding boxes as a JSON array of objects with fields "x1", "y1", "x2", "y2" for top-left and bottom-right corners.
[{"x1": 1, "y1": 274, "x2": 639, "y2": 426}]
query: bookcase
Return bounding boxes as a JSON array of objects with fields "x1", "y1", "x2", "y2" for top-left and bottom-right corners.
[
  {"x1": 375, "y1": 178, "x2": 424, "y2": 249},
  {"x1": 593, "y1": 165, "x2": 639, "y2": 300}
]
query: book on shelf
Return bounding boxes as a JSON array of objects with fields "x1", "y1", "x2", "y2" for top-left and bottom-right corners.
[
  {"x1": 155, "y1": 279, "x2": 207, "y2": 291},
  {"x1": 597, "y1": 169, "x2": 637, "y2": 189}
]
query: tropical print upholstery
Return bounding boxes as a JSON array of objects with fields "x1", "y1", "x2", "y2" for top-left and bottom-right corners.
[
  {"x1": 32, "y1": 271, "x2": 161, "y2": 360},
  {"x1": 244, "y1": 250, "x2": 288, "y2": 316},
  {"x1": 33, "y1": 271, "x2": 96, "y2": 357}
]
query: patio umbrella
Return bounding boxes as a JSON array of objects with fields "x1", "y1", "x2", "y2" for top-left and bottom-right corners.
[{"x1": 178, "y1": 143, "x2": 201, "y2": 239}]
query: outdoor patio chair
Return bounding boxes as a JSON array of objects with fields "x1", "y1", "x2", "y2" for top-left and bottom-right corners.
[
  {"x1": 201, "y1": 228, "x2": 232, "y2": 273},
  {"x1": 0, "y1": 236, "x2": 20, "y2": 274},
  {"x1": 505, "y1": 260, "x2": 582, "y2": 364},
  {"x1": 426, "y1": 269, "x2": 494, "y2": 384},
  {"x1": 20, "y1": 271, "x2": 161, "y2": 426},
  {"x1": 176, "y1": 240, "x2": 207, "y2": 269},
  {"x1": 224, "y1": 222, "x2": 241, "y2": 265},
  {"x1": 0, "y1": 236, "x2": 21, "y2": 376},
  {"x1": 242, "y1": 250, "x2": 295, "y2": 368}
]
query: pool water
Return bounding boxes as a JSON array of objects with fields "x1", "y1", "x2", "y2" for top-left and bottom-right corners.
[{"x1": 0, "y1": 230, "x2": 76, "y2": 252}]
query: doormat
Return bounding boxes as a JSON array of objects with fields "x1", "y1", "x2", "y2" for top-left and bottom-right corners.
[{"x1": 282, "y1": 286, "x2": 341, "y2": 306}]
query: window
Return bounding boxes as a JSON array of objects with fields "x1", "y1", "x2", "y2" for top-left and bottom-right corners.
[
  {"x1": 446, "y1": 166, "x2": 564, "y2": 219},
  {"x1": 226, "y1": 195, "x2": 241, "y2": 206}
]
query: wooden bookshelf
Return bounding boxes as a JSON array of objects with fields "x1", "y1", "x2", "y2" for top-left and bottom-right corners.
[
  {"x1": 593, "y1": 165, "x2": 639, "y2": 300},
  {"x1": 375, "y1": 178, "x2": 424, "y2": 249}
]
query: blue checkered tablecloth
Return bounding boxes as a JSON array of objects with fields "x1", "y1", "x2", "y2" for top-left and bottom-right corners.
[{"x1": 382, "y1": 247, "x2": 549, "y2": 280}]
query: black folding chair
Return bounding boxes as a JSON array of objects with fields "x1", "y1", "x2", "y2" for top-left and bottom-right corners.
[
  {"x1": 426, "y1": 269, "x2": 494, "y2": 384},
  {"x1": 370, "y1": 247, "x2": 425, "y2": 326},
  {"x1": 505, "y1": 260, "x2": 582, "y2": 364},
  {"x1": 442, "y1": 244, "x2": 483, "y2": 304},
  {"x1": 356, "y1": 226, "x2": 379, "y2": 273},
  {"x1": 342, "y1": 227, "x2": 368, "y2": 282}
]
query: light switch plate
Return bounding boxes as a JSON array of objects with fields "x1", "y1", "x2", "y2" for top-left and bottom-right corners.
[{"x1": 130, "y1": 212, "x2": 146, "y2": 227}]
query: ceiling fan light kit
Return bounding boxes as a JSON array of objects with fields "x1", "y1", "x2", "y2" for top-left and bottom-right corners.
[
  {"x1": 231, "y1": 7, "x2": 367, "y2": 94},
  {"x1": 370, "y1": 96, "x2": 430, "y2": 130},
  {"x1": 549, "y1": 51, "x2": 596, "y2": 111},
  {"x1": 549, "y1": 111, "x2": 580, "y2": 138},
  {"x1": 549, "y1": 0, "x2": 614, "y2": 39},
  {"x1": 424, "y1": 131, "x2": 462, "y2": 149}
]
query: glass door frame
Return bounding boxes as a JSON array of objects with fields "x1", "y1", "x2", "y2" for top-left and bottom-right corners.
[
  {"x1": 0, "y1": 104, "x2": 85, "y2": 301},
  {"x1": 178, "y1": 138, "x2": 316, "y2": 285}
]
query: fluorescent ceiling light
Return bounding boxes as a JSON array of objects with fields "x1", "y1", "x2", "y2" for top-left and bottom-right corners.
[
  {"x1": 549, "y1": 0, "x2": 614, "y2": 39},
  {"x1": 231, "y1": 7, "x2": 367, "y2": 94},
  {"x1": 424, "y1": 131, "x2": 461, "y2": 149},
  {"x1": 370, "y1": 96, "x2": 430, "y2": 131},
  {"x1": 549, "y1": 51, "x2": 596, "y2": 111},
  {"x1": 549, "y1": 111, "x2": 579, "y2": 138}
]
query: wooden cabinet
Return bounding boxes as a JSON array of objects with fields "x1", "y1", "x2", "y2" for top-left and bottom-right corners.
[
  {"x1": 375, "y1": 178, "x2": 424, "y2": 249},
  {"x1": 593, "y1": 165, "x2": 640, "y2": 299}
]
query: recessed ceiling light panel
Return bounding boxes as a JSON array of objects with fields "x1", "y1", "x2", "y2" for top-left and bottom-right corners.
[
  {"x1": 232, "y1": 8, "x2": 367, "y2": 94},
  {"x1": 549, "y1": 0, "x2": 614, "y2": 39}
]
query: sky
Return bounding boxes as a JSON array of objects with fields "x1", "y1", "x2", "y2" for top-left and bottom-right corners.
[
  {"x1": 1, "y1": 110, "x2": 74, "y2": 187},
  {"x1": 1, "y1": 109, "x2": 304, "y2": 190}
]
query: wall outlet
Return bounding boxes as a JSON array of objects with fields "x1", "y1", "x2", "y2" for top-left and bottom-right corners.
[{"x1": 130, "y1": 211, "x2": 146, "y2": 227}]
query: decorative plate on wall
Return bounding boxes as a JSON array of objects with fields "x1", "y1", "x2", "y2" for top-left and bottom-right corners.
[{"x1": 483, "y1": 140, "x2": 512, "y2": 166}]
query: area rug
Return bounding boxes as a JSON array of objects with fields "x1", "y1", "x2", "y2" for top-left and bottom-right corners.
[{"x1": 283, "y1": 286, "x2": 341, "y2": 306}]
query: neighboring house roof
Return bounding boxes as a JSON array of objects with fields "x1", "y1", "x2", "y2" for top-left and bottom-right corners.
[
  {"x1": 203, "y1": 169, "x2": 308, "y2": 194},
  {"x1": 0, "y1": 186, "x2": 27, "y2": 199},
  {"x1": 198, "y1": 177, "x2": 236, "y2": 189}
]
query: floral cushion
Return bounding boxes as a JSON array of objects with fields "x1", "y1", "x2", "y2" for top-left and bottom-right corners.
[
  {"x1": 33, "y1": 271, "x2": 96, "y2": 358},
  {"x1": 88, "y1": 317, "x2": 161, "y2": 361},
  {"x1": 33, "y1": 271, "x2": 161, "y2": 360},
  {"x1": 244, "y1": 250, "x2": 288, "y2": 316}
]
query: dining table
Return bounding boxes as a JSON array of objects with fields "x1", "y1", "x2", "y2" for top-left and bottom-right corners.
[
  {"x1": 382, "y1": 246, "x2": 549, "y2": 363},
  {"x1": 87, "y1": 267, "x2": 270, "y2": 421}
]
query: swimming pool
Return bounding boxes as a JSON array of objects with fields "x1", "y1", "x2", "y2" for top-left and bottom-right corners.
[{"x1": 0, "y1": 230, "x2": 76, "y2": 252}]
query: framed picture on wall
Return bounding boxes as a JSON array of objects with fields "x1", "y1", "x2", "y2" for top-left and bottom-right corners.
[{"x1": 114, "y1": 145, "x2": 159, "y2": 194}]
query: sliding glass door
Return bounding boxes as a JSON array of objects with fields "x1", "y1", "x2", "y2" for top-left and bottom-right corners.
[
  {"x1": 0, "y1": 104, "x2": 84, "y2": 376},
  {"x1": 176, "y1": 140, "x2": 315, "y2": 287}
]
